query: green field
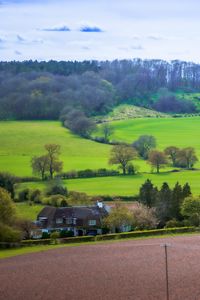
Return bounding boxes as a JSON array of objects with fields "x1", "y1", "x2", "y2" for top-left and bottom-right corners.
[
  {"x1": 15, "y1": 203, "x2": 44, "y2": 220},
  {"x1": 0, "y1": 121, "x2": 111, "y2": 176},
  {"x1": 1, "y1": 118, "x2": 200, "y2": 196},
  {"x1": 17, "y1": 170, "x2": 200, "y2": 196}
]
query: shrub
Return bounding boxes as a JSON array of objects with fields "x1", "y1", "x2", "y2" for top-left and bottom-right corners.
[
  {"x1": 43, "y1": 195, "x2": 68, "y2": 207},
  {"x1": 18, "y1": 188, "x2": 30, "y2": 202},
  {"x1": 165, "y1": 219, "x2": 183, "y2": 228},
  {"x1": 50, "y1": 231, "x2": 60, "y2": 244},
  {"x1": 60, "y1": 230, "x2": 74, "y2": 238},
  {"x1": 29, "y1": 189, "x2": 42, "y2": 204},
  {"x1": 0, "y1": 223, "x2": 21, "y2": 244},
  {"x1": 42, "y1": 232, "x2": 50, "y2": 239},
  {"x1": 46, "y1": 184, "x2": 68, "y2": 197}
]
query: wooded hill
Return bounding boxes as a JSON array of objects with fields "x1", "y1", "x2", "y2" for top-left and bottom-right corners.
[{"x1": 1, "y1": 59, "x2": 200, "y2": 120}]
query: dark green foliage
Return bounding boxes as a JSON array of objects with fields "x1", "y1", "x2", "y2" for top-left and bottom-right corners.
[
  {"x1": 0, "y1": 223, "x2": 21, "y2": 243},
  {"x1": 0, "y1": 172, "x2": 17, "y2": 198},
  {"x1": 139, "y1": 179, "x2": 158, "y2": 207},
  {"x1": 2, "y1": 59, "x2": 200, "y2": 121},
  {"x1": 42, "y1": 232, "x2": 50, "y2": 239},
  {"x1": 182, "y1": 183, "x2": 192, "y2": 198},
  {"x1": 29, "y1": 189, "x2": 42, "y2": 204},
  {"x1": 46, "y1": 177, "x2": 68, "y2": 196},
  {"x1": 18, "y1": 189, "x2": 30, "y2": 202},
  {"x1": 46, "y1": 184, "x2": 68, "y2": 196},
  {"x1": 60, "y1": 168, "x2": 119, "y2": 179},
  {"x1": 156, "y1": 182, "x2": 172, "y2": 225},
  {"x1": 60, "y1": 230, "x2": 74, "y2": 238},
  {"x1": 171, "y1": 182, "x2": 184, "y2": 220},
  {"x1": 153, "y1": 95, "x2": 197, "y2": 113}
]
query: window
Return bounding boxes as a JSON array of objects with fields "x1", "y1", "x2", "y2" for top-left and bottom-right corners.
[
  {"x1": 66, "y1": 218, "x2": 72, "y2": 225},
  {"x1": 56, "y1": 218, "x2": 63, "y2": 224},
  {"x1": 88, "y1": 220, "x2": 96, "y2": 226}
]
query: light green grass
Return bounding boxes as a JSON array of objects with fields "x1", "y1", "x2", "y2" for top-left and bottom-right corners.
[
  {"x1": 15, "y1": 203, "x2": 44, "y2": 220},
  {"x1": 0, "y1": 121, "x2": 111, "y2": 176},
  {"x1": 17, "y1": 170, "x2": 200, "y2": 196}
]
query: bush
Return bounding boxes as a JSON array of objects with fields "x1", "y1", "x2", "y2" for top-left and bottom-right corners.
[
  {"x1": 29, "y1": 189, "x2": 42, "y2": 204},
  {"x1": 50, "y1": 231, "x2": 60, "y2": 244},
  {"x1": 60, "y1": 230, "x2": 74, "y2": 238},
  {"x1": 43, "y1": 195, "x2": 68, "y2": 207},
  {"x1": 42, "y1": 232, "x2": 50, "y2": 239},
  {"x1": 0, "y1": 223, "x2": 21, "y2": 244},
  {"x1": 46, "y1": 184, "x2": 68, "y2": 197},
  {"x1": 165, "y1": 219, "x2": 183, "y2": 228},
  {"x1": 18, "y1": 188, "x2": 30, "y2": 202}
]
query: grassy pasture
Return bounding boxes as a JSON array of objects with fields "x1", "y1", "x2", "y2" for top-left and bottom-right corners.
[
  {"x1": 15, "y1": 203, "x2": 44, "y2": 220},
  {"x1": 17, "y1": 170, "x2": 200, "y2": 196},
  {"x1": 0, "y1": 121, "x2": 111, "y2": 176}
]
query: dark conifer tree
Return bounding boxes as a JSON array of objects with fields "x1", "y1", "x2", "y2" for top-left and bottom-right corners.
[{"x1": 139, "y1": 179, "x2": 158, "y2": 208}]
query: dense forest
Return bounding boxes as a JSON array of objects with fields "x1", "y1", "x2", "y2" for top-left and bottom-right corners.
[{"x1": 1, "y1": 59, "x2": 200, "y2": 120}]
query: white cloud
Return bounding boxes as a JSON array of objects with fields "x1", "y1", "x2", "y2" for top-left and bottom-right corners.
[{"x1": 1, "y1": 0, "x2": 200, "y2": 62}]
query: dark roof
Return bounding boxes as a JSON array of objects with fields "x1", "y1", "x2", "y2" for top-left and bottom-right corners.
[{"x1": 37, "y1": 205, "x2": 108, "y2": 229}]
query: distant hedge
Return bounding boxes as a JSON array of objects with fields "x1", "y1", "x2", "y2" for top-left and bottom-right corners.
[{"x1": 19, "y1": 227, "x2": 197, "y2": 247}]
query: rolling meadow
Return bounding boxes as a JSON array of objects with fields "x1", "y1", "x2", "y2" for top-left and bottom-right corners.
[{"x1": 1, "y1": 116, "x2": 200, "y2": 200}]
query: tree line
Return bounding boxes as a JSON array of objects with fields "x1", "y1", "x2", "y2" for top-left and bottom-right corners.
[{"x1": 1, "y1": 59, "x2": 200, "y2": 120}]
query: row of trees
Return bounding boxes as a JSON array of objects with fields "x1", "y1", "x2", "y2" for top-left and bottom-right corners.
[
  {"x1": 104, "y1": 180, "x2": 194, "y2": 232},
  {"x1": 109, "y1": 144, "x2": 198, "y2": 175},
  {"x1": 1, "y1": 59, "x2": 200, "y2": 120}
]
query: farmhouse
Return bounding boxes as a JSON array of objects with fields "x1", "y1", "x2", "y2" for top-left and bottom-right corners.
[{"x1": 34, "y1": 202, "x2": 109, "y2": 238}]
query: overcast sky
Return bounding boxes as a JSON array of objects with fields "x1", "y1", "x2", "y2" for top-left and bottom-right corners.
[{"x1": 1, "y1": 0, "x2": 200, "y2": 62}]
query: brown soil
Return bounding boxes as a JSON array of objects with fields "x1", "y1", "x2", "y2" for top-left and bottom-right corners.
[{"x1": 1, "y1": 235, "x2": 200, "y2": 300}]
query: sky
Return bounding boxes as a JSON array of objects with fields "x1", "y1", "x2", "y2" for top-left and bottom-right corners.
[{"x1": 1, "y1": 0, "x2": 200, "y2": 62}]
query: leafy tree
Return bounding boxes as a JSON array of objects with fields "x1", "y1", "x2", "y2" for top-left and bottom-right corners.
[
  {"x1": 46, "y1": 179, "x2": 68, "y2": 196},
  {"x1": 132, "y1": 135, "x2": 156, "y2": 159},
  {"x1": 132, "y1": 204, "x2": 158, "y2": 230},
  {"x1": 148, "y1": 150, "x2": 167, "y2": 173},
  {"x1": 139, "y1": 179, "x2": 158, "y2": 208},
  {"x1": 0, "y1": 172, "x2": 16, "y2": 198},
  {"x1": 177, "y1": 147, "x2": 198, "y2": 169},
  {"x1": 0, "y1": 187, "x2": 16, "y2": 225},
  {"x1": 182, "y1": 182, "x2": 192, "y2": 199},
  {"x1": 45, "y1": 144, "x2": 63, "y2": 179},
  {"x1": 164, "y1": 146, "x2": 180, "y2": 167},
  {"x1": 181, "y1": 196, "x2": 200, "y2": 225},
  {"x1": 31, "y1": 155, "x2": 49, "y2": 180},
  {"x1": 103, "y1": 202, "x2": 133, "y2": 232},
  {"x1": 101, "y1": 123, "x2": 114, "y2": 143},
  {"x1": 69, "y1": 116, "x2": 96, "y2": 138},
  {"x1": 156, "y1": 182, "x2": 172, "y2": 225},
  {"x1": 109, "y1": 145, "x2": 137, "y2": 175},
  {"x1": 171, "y1": 182, "x2": 183, "y2": 220}
]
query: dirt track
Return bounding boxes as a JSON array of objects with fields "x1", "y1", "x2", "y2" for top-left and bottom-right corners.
[{"x1": 1, "y1": 235, "x2": 200, "y2": 300}]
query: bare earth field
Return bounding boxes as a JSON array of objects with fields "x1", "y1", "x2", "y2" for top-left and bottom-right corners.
[{"x1": 1, "y1": 236, "x2": 200, "y2": 300}]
